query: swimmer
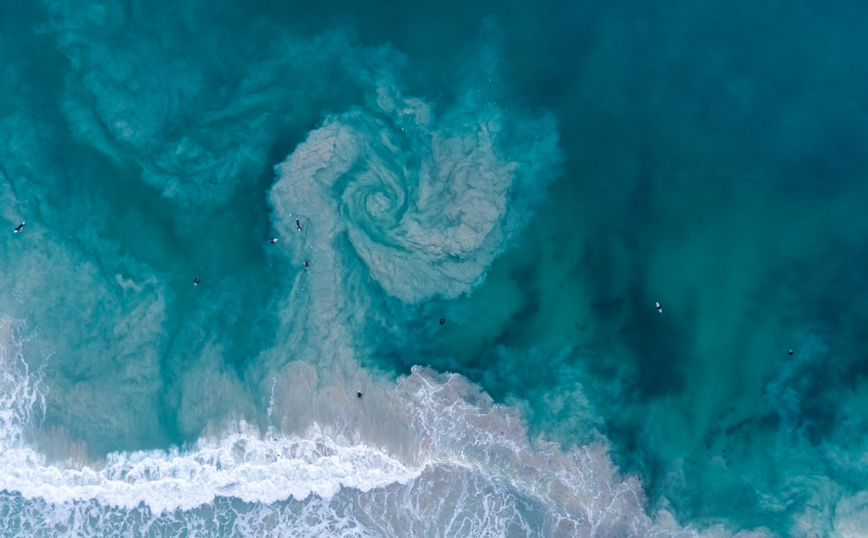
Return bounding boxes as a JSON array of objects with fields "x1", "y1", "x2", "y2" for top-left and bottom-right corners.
[
  {"x1": 656, "y1": 302, "x2": 663, "y2": 313},
  {"x1": 439, "y1": 318, "x2": 445, "y2": 325},
  {"x1": 788, "y1": 349, "x2": 794, "y2": 356},
  {"x1": 13, "y1": 221, "x2": 24, "y2": 233},
  {"x1": 193, "y1": 277, "x2": 200, "y2": 286},
  {"x1": 296, "y1": 218, "x2": 302, "y2": 232},
  {"x1": 357, "y1": 391, "x2": 362, "y2": 398},
  {"x1": 270, "y1": 238, "x2": 278, "y2": 244},
  {"x1": 304, "y1": 260, "x2": 310, "y2": 268}
]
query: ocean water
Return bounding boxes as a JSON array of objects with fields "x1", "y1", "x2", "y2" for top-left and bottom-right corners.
[{"x1": 2, "y1": 0, "x2": 868, "y2": 536}]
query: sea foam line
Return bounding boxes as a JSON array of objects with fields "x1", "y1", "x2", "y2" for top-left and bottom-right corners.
[
  {"x1": 0, "y1": 319, "x2": 701, "y2": 537},
  {"x1": 0, "y1": 423, "x2": 421, "y2": 514},
  {"x1": 0, "y1": 317, "x2": 419, "y2": 514},
  {"x1": 0, "y1": 332, "x2": 714, "y2": 537}
]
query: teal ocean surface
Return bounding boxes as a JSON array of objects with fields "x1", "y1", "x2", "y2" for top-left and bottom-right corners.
[{"x1": 2, "y1": 0, "x2": 868, "y2": 536}]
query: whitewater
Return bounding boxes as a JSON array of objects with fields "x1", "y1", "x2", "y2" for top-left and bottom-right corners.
[{"x1": 0, "y1": 319, "x2": 684, "y2": 536}]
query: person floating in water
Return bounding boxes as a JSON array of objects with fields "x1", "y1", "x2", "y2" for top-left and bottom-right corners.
[
  {"x1": 440, "y1": 318, "x2": 445, "y2": 325},
  {"x1": 193, "y1": 277, "x2": 200, "y2": 287},
  {"x1": 13, "y1": 221, "x2": 24, "y2": 233},
  {"x1": 656, "y1": 302, "x2": 663, "y2": 313},
  {"x1": 270, "y1": 238, "x2": 278, "y2": 244},
  {"x1": 296, "y1": 218, "x2": 302, "y2": 232}
]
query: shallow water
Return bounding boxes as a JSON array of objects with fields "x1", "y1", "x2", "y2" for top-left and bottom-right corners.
[{"x1": 1, "y1": 0, "x2": 868, "y2": 536}]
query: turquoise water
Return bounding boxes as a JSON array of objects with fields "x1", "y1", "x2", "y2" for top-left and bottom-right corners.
[{"x1": 2, "y1": 0, "x2": 868, "y2": 536}]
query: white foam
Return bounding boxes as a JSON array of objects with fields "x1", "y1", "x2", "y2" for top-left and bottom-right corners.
[
  {"x1": 0, "y1": 318, "x2": 766, "y2": 536},
  {"x1": 835, "y1": 492, "x2": 868, "y2": 538},
  {"x1": 0, "y1": 318, "x2": 418, "y2": 515},
  {"x1": 0, "y1": 360, "x2": 680, "y2": 537},
  {"x1": 0, "y1": 424, "x2": 420, "y2": 514}
]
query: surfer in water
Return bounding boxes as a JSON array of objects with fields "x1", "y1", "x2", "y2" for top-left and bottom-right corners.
[
  {"x1": 656, "y1": 301, "x2": 663, "y2": 313},
  {"x1": 270, "y1": 238, "x2": 278, "y2": 244},
  {"x1": 194, "y1": 277, "x2": 200, "y2": 287},
  {"x1": 357, "y1": 391, "x2": 363, "y2": 398},
  {"x1": 296, "y1": 218, "x2": 302, "y2": 232},
  {"x1": 13, "y1": 221, "x2": 24, "y2": 233}
]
